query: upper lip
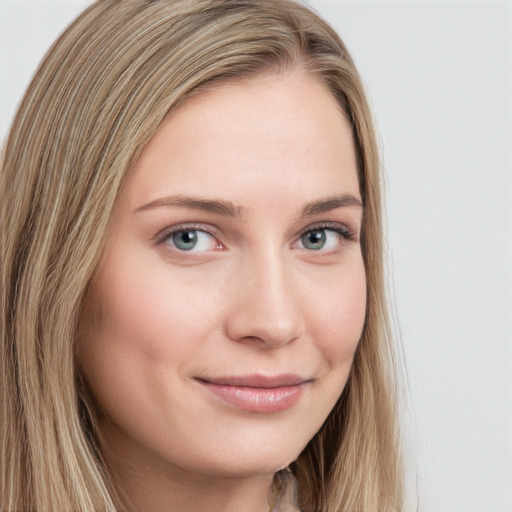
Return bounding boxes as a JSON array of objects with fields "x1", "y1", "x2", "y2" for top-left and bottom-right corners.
[{"x1": 196, "y1": 373, "x2": 310, "y2": 388}]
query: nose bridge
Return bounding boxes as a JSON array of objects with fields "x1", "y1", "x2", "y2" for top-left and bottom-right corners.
[{"x1": 226, "y1": 246, "x2": 305, "y2": 348}]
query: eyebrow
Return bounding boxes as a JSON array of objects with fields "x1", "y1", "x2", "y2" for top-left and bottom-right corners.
[
  {"x1": 134, "y1": 193, "x2": 362, "y2": 217},
  {"x1": 301, "y1": 194, "x2": 363, "y2": 216},
  {"x1": 135, "y1": 195, "x2": 242, "y2": 216}
]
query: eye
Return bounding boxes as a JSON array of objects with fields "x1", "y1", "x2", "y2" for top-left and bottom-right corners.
[
  {"x1": 301, "y1": 229, "x2": 326, "y2": 250},
  {"x1": 160, "y1": 228, "x2": 220, "y2": 252},
  {"x1": 300, "y1": 229, "x2": 336, "y2": 250},
  {"x1": 297, "y1": 224, "x2": 353, "y2": 251}
]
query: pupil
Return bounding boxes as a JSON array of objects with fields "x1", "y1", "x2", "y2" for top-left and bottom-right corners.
[
  {"x1": 303, "y1": 230, "x2": 326, "y2": 250},
  {"x1": 173, "y1": 231, "x2": 197, "y2": 250}
]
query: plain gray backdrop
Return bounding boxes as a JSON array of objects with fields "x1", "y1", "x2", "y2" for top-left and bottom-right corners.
[{"x1": 1, "y1": 1, "x2": 511, "y2": 511}]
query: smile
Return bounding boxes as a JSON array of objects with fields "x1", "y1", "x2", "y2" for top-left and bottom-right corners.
[{"x1": 195, "y1": 374, "x2": 310, "y2": 414}]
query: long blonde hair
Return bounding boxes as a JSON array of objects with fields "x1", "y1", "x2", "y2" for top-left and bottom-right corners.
[{"x1": 1, "y1": 1, "x2": 404, "y2": 510}]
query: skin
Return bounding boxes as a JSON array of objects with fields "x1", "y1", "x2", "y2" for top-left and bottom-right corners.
[{"x1": 77, "y1": 70, "x2": 366, "y2": 512}]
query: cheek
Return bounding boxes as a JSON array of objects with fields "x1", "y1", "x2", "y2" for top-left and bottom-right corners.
[
  {"x1": 308, "y1": 259, "x2": 366, "y2": 368},
  {"x1": 89, "y1": 253, "x2": 221, "y2": 365},
  {"x1": 75, "y1": 254, "x2": 207, "y2": 421}
]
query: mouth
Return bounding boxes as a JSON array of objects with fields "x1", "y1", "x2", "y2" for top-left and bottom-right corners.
[{"x1": 194, "y1": 374, "x2": 311, "y2": 414}]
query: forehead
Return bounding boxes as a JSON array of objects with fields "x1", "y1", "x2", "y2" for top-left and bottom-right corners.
[{"x1": 122, "y1": 71, "x2": 359, "y2": 212}]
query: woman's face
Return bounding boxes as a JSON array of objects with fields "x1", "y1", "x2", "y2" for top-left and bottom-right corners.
[{"x1": 77, "y1": 72, "x2": 366, "y2": 480}]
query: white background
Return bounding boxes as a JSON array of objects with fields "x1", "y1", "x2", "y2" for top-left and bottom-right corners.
[{"x1": 1, "y1": 1, "x2": 511, "y2": 511}]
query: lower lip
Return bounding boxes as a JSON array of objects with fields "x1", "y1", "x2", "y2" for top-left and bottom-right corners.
[{"x1": 199, "y1": 381, "x2": 304, "y2": 413}]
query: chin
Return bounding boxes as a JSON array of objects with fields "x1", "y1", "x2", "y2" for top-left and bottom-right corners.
[
  {"x1": 175, "y1": 437, "x2": 307, "y2": 479},
  {"x1": 223, "y1": 446, "x2": 304, "y2": 477}
]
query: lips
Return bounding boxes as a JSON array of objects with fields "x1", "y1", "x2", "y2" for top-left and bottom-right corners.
[{"x1": 195, "y1": 374, "x2": 309, "y2": 413}]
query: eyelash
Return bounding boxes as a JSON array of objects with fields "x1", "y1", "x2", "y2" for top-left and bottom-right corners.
[
  {"x1": 304, "y1": 222, "x2": 356, "y2": 241},
  {"x1": 154, "y1": 222, "x2": 358, "y2": 253},
  {"x1": 154, "y1": 224, "x2": 220, "y2": 250}
]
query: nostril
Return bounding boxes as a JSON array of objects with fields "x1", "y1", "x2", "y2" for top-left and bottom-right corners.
[{"x1": 226, "y1": 301, "x2": 305, "y2": 348}]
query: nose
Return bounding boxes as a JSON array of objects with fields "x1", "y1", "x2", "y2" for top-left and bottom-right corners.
[{"x1": 225, "y1": 250, "x2": 305, "y2": 349}]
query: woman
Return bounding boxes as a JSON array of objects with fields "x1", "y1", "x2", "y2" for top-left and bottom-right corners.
[{"x1": 1, "y1": 1, "x2": 404, "y2": 511}]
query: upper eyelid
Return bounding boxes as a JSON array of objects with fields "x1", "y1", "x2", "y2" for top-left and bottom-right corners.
[
  {"x1": 301, "y1": 221, "x2": 349, "y2": 231},
  {"x1": 153, "y1": 223, "x2": 219, "y2": 244},
  {"x1": 297, "y1": 221, "x2": 355, "y2": 238}
]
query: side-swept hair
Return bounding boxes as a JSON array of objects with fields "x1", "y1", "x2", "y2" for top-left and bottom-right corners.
[{"x1": 1, "y1": 1, "x2": 403, "y2": 510}]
